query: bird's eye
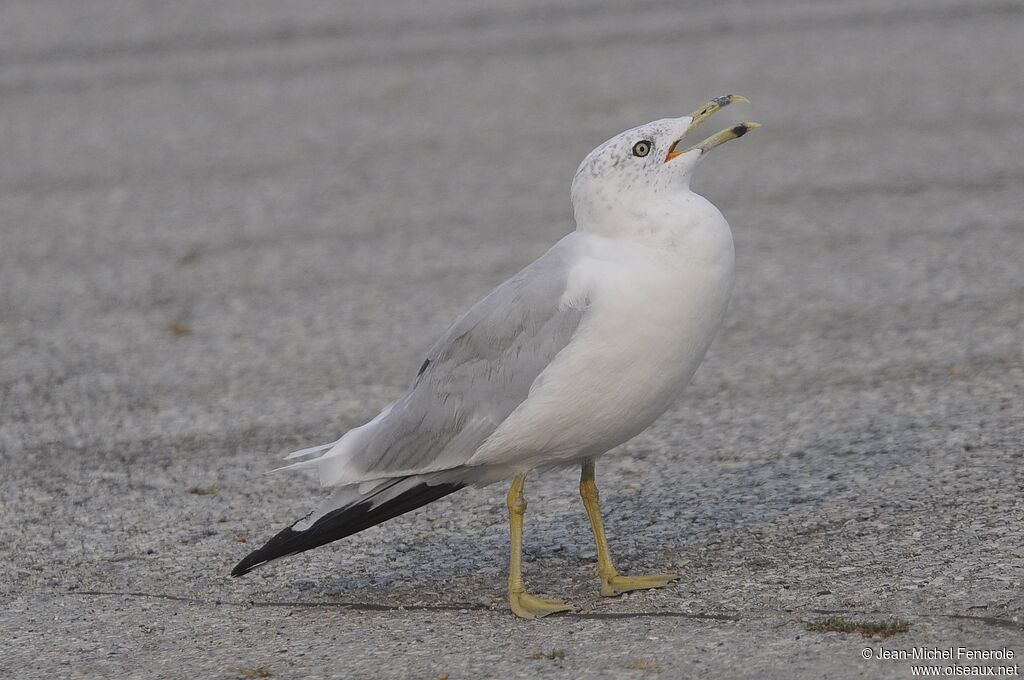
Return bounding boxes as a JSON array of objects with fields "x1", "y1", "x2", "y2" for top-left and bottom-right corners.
[{"x1": 632, "y1": 140, "x2": 652, "y2": 158}]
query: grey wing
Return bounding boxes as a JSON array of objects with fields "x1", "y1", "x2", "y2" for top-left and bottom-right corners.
[{"x1": 343, "y1": 232, "x2": 589, "y2": 479}]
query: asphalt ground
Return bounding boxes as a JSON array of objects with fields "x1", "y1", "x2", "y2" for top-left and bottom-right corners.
[{"x1": 1, "y1": 1, "x2": 1023, "y2": 678}]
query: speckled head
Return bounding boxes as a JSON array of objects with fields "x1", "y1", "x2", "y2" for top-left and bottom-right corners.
[{"x1": 570, "y1": 95, "x2": 758, "y2": 234}]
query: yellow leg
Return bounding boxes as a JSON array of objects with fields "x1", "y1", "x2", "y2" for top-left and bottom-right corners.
[
  {"x1": 507, "y1": 473, "x2": 572, "y2": 619},
  {"x1": 580, "y1": 460, "x2": 678, "y2": 597}
]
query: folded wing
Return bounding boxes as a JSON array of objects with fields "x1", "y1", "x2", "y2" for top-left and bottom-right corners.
[{"x1": 305, "y1": 231, "x2": 593, "y2": 486}]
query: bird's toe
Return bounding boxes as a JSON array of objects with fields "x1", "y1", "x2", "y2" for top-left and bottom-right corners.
[{"x1": 600, "y1": 572, "x2": 678, "y2": 597}]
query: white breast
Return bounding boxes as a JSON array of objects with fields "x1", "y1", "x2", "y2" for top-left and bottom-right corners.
[{"x1": 470, "y1": 218, "x2": 735, "y2": 471}]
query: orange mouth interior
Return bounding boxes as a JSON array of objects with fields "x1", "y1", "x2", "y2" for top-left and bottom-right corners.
[{"x1": 664, "y1": 139, "x2": 685, "y2": 163}]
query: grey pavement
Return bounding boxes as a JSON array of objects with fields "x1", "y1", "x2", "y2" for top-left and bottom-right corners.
[{"x1": 2, "y1": 1, "x2": 1023, "y2": 678}]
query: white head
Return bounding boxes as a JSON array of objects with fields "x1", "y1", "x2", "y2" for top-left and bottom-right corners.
[{"x1": 570, "y1": 95, "x2": 758, "y2": 238}]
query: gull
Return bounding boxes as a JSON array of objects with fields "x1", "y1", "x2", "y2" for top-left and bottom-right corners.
[{"x1": 232, "y1": 95, "x2": 759, "y2": 619}]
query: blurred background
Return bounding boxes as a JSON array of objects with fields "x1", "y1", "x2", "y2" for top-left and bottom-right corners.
[{"x1": 1, "y1": 1, "x2": 1022, "y2": 678}]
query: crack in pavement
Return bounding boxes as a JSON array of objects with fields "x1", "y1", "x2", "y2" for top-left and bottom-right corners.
[{"x1": 64, "y1": 590, "x2": 1022, "y2": 629}]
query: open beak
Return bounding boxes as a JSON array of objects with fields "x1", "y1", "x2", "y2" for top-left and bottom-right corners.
[{"x1": 665, "y1": 94, "x2": 760, "y2": 162}]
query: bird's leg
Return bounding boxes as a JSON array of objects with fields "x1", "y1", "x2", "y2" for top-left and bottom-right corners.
[
  {"x1": 579, "y1": 459, "x2": 678, "y2": 597},
  {"x1": 506, "y1": 473, "x2": 572, "y2": 619}
]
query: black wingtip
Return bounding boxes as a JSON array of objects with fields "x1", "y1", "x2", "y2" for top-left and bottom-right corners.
[
  {"x1": 230, "y1": 553, "x2": 263, "y2": 577},
  {"x1": 231, "y1": 528, "x2": 301, "y2": 577},
  {"x1": 229, "y1": 481, "x2": 464, "y2": 577}
]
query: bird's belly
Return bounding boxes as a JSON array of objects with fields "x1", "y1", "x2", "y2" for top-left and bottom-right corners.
[
  {"x1": 472, "y1": 254, "x2": 734, "y2": 469},
  {"x1": 571, "y1": 265, "x2": 733, "y2": 442}
]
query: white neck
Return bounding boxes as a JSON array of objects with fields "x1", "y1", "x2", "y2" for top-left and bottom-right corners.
[{"x1": 575, "y1": 189, "x2": 733, "y2": 256}]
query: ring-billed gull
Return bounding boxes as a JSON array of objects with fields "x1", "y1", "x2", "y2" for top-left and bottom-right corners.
[{"x1": 232, "y1": 95, "x2": 759, "y2": 619}]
